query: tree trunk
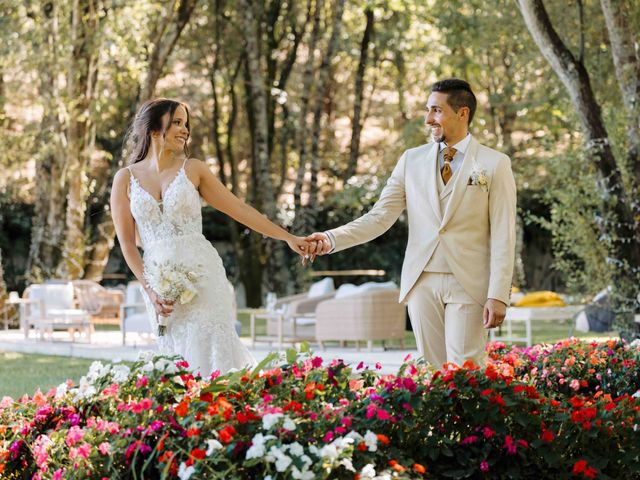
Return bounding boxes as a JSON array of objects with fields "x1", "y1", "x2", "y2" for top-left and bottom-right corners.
[
  {"x1": 140, "y1": 0, "x2": 199, "y2": 101},
  {"x1": 305, "y1": 0, "x2": 346, "y2": 231},
  {"x1": 346, "y1": 6, "x2": 374, "y2": 179},
  {"x1": 60, "y1": 0, "x2": 104, "y2": 279},
  {"x1": 26, "y1": 1, "x2": 67, "y2": 282},
  {"x1": 600, "y1": 0, "x2": 640, "y2": 186},
  {"x1": 516, "y1": 0, "x2": 640, "y2": 299},
  {"x1": 0, "y1": 248, "x2": 16, "y2": 327},
  {"x1": 293, "y1": 0, "x2": 323, "y2": 214}
]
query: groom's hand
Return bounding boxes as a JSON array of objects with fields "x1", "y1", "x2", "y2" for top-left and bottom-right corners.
[
  {"x1": 304, "y1": 232, "x2": 332, "y2": 263},
  {"x1": 483, "y1": 298, "x2": 506, "y2": 329}
]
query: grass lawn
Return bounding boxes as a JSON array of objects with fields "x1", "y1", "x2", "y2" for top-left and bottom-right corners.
[{"x1": 1, "y1": 316, "x2": 617, "y2": 401}]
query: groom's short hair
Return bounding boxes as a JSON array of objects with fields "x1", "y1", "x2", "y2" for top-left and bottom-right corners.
[{"x1": 431, "y1": 79, "x2": 477, "y2": 124}]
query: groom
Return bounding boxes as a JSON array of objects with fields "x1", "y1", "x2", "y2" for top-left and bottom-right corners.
[{"x1": 306, "y1": 79, "x2": 517, "y2": 368}]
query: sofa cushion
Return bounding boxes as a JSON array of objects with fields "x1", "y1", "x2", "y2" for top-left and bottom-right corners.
[
  {"x1": 334, "y1": 281, "x2": 397, "y2": 299},
  {"x1": 307, "y1": 277, "x2": 335, "y2": 298}
]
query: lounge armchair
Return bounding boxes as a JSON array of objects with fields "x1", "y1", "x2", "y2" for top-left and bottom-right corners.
[
  {"x1": 314, "y1": 285, "x2": 406, "y2": 351},
  {"x1": 265, "y1": 278, "x2": 336, "y2": 341},
  {"x1": 23, "y1": 283, "x2": 92, "y2": 342}
]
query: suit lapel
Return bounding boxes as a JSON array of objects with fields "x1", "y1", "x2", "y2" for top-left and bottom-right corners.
[
  {"x1": 440, "y1": 136, "x2": 479, "y2": 227},
  {"x1": 424, "y1": 143, "x2": 442, "y2": 221}
]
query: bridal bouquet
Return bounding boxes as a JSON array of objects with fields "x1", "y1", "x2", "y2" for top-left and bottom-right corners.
[{"x1": 144, "y1": 260, "x2": 200, "y2": 336}]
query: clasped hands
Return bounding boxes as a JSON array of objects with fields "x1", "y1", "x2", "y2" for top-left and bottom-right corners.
[{"x1": 286, "y1": 232, "x2": 332, "y2": 264}]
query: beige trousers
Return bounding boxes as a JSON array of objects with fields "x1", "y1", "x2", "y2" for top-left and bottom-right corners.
[{"x1": 406, "y1": 272, "x2": 486, "y2": 368}]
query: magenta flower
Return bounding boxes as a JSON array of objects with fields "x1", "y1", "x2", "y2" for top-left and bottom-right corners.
[
  {"x1": 65, "y1": 426, "x2": 85, "y2": 447},
  {"x1": 480, "y1": 460, "x2": 489, "y2": 472},
  {"x1": 461, "y1": 435, "x2": 478, "y2": 445}
]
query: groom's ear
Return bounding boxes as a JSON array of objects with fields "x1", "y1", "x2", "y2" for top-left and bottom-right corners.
[{"x1": 457, "y1": 106, "x2": 470, "y2": 123}]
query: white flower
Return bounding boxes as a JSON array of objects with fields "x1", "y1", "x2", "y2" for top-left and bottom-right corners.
[
  {"x1": 55, "y1": 382, "x2": 68, "y2": 398},
  {"x1": 633, "y1": 389, "x2": 640, "y2": 398},
  {"x1": 340, "y1": 458, "x2": 355, "y2": 472},
  {"x1": 291, "y1": 466, "x2": 315, "y2": 480},
  {"x1": 111, "y1": 364, "x2": 131, "y2": 383},
  {"x1": 245, "y1": 433, "x2": 276, "y2": 460},
  {"x1": 281, "y1": 415, "x2": 296, "y2": 431},
  {"x1": 206, "y1": 439, "x2": 223, "y2": 456},
  {"x1": 288, "y1": 442, "x2": 304, "y2": 457},
  {"x1": 179, "y1": 288, "x2": 196, "y2": 304},
  {"x1": 275, "y1": 454, "x2": 292, "y2": 472},
  {"x1": 141, "y1": 361, "x2": 155, "y2": 373},
  {"x1": 154, "y1": 358, "x2": 179, "y2": 374},
  {"x1": 360, "y1": 464, "x2": 376, "y2": 478},
  {"x1": 364, "y1": 430, "x2": 378, "y2": 452},
  {"x1": 262, "y1": 413, "x2": 283, "y2": 430},
  {"x1": 137, "y1": 350, "x2": 156, "y2": 362},
  {"x1": 88, "y1": 361, "x2": 110, "y2": 379},
  {"x1": 318, "y1": 444, "x2": 339, "y2": 461},
  {"x1": 178, "y1": 462, "x2": 195, "y2": 480}
]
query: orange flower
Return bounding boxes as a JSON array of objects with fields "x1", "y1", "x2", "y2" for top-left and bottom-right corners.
[
  {"x1": 175, "y1": 399, "x2": 190, "y2": 417},
  {"x1": 413, "y1": 463, "x2": 427, "y2": 474},
  {"x1": 377, "y1": 434, "x2": 390, "y2": 446}
]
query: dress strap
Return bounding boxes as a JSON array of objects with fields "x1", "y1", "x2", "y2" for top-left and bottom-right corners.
[{"x1": 182, "y1": 157, "x2": 189, "y2": 169}]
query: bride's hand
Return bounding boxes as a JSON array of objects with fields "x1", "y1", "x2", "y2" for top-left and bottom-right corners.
[
  {"x1": 146, "y1": 287, "x2": 174, "y2": 317},
  {"x1": 286, "y1": 235, "x2": 310, "y2": 258}
]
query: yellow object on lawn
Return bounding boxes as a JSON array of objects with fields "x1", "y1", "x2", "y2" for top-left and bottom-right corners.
[{"x1": 514, "y1": 291, "x2": 567, "y2": 308}]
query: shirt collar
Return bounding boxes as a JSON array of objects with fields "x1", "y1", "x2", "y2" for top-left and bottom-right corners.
[{"x1": 439, "y1": 133, "x2": 472, "y2": 154}]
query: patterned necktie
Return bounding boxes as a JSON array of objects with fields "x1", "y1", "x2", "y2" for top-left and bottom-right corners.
[{"x1": 441, "y1": 146, "x2": 457, "y2": 185}]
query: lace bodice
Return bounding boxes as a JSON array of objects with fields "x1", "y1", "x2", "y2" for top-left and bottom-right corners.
[{"x1": 128, "y1": 163, "x2": 202, "y2": 248}]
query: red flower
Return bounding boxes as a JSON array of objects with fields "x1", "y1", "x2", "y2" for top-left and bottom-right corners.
[
  {"x1": 541, "y1": 429, "x2": 554, "y2": 443},
  {"x1": 190, "y1": 448, "x2": 206, "y2": 460},
  {"x1": 573, "y1": 459, "x2": 598, "y2": 478},
  {"x1": 219, "y1": 425, "x2": 236, "y2": 444}
]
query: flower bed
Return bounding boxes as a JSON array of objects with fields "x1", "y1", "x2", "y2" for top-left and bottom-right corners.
[{"x1": 1, "y1": 340, "x2": 639, "y2": 479}]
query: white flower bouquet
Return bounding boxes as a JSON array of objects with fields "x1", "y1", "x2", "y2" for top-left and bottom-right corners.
[{"x1": 144, "y1": 260, "x2": 200, "y2": 336}]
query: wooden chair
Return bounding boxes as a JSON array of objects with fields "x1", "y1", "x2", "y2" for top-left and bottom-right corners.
[{"x1": 72, "y1": 280, "x2": 124, "y2": 326}]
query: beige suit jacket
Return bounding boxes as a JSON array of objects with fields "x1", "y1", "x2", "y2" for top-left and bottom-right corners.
[{"x1": 327, "y1": 136, "x2": 517, "y2": 306}]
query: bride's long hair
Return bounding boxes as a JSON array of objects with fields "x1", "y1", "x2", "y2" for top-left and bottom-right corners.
[{"x1": 124, "y1": 98, "x2": 191, "y2": 165}]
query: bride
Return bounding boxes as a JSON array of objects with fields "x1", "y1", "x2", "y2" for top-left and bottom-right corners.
[{"x1": 110, "y1": 98, "x2": 309, "y2": 375}]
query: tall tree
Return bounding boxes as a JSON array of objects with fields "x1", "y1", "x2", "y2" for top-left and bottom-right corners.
[
  {"x1": 517, "y1": 0, "x2": 640, "y2": 306},
  {"x1": 60, "y1": 0, "x2": 107, "y2": 279},
  {"x1": 346, "y1": 5, "x2": 374, "y2": 179}
]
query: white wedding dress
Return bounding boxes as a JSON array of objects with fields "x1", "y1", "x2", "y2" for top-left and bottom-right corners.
[{"x1": 127, "y1": 159, "x2": 255, "y2": 375}]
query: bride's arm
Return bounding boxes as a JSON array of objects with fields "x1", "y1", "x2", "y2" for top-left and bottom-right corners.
[
  {"x1": 110, "y1": 169, "x2": 172, "y2": 316},
  {"x1": 193, "y1": 160, "x2": 307, "y2": 255}
]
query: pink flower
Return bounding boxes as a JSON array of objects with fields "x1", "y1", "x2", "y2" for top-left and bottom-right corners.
[
  {"x1": 135, "y1": 376, "x2": 149, "y2": 388},
  {"x1": 77, "y1": 442, "x2": 91, "y2": 459},
  {"x1": 376, "y1": 409, "x2": 392, "y2": 421},
  {"x1": 341, "y1": 417, "x2": 352, "y2": 427},
  {"x1": 323, "y1": 431, "x2": 334, "y2": 443},
  {"x1": 357, "y1": 361, "x2": 364, "y2": 370},
  {"x1": 480, "y1": 460, "x2": 489, "y2": 472},
  {"x1": 66, "y1": 426, "x2": 85, "y2": 447},
  {"x1": 375, "y1": 362, "x2": 382, "y2": 370},
  {"x1": 366, "y1": 403, "x2": 377, "y2": 419},
  {"x1": 98, "y1": 442, "x2": 111, "y2": 455},
  {"x1": 404, "y1": 353, "x2": 412, "y2": 362},
  {"x1": 53, "y1": 470, "x2": 65, "y2": 480},
  {"x1": 504, "y1": 435, "x2": 517, "y2": 455},
  {"x1": 482, "y1": 426, "x2": 496, "y2": 439},
  {"x1": 176, "y1": 360, "x2": 189, "y2": 369},
  {"x1": 311, "y1": 356, "x2": 323, "y2": 368},
  {"x1": 570, "y1": 379, "x2": 580, "y2": 391},
  {"x1": 461, "y1": 435, "x2": 478, "y2": 445}
]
